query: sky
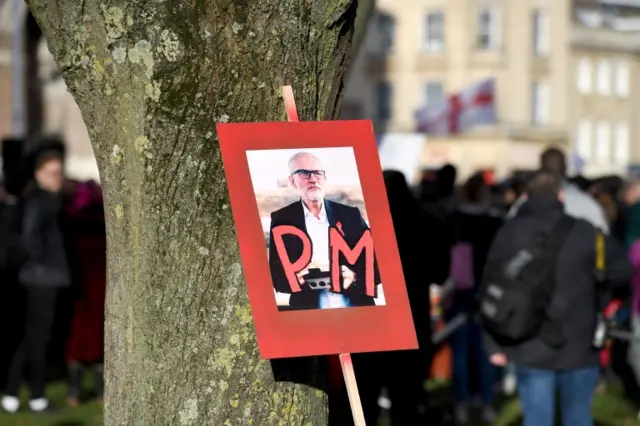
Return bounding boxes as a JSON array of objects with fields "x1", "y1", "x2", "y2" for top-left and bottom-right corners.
[{"x1": 246, "y1": 147, "x2": 362, "y2": 191}]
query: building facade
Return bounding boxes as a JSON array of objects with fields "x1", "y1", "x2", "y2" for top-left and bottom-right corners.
[
  {"x1": 343, "y1": 0, "x2": 640, "y2": 180},
  {"x1": 1, "y1": 0, "x2": 639, "y2": 183},
  {"x1": 0, "y1": 0, "x2": 99, "y2": 181}
]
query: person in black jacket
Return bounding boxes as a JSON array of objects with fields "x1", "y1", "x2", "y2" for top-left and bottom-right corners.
[
  {"x1": 352, "y1": 170, "x2": 441, "y2": 425},
  {"x1": 485, "y1": 171, "x2": 632, "y2": 426},
  {"x1": 447, "y1": 172, "x2": 503, "y2": 424},
  {"x1": 1, "y1": 150, "x2": 70, "y2": 414}
]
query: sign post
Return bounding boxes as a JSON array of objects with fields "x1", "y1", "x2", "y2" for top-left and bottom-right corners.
[
  {"x1": 282, "y1": 85, "x2": 365, "y2": 425},
  {"x1": 338, "y1": 353, "x2": 366, "y2": 425}
]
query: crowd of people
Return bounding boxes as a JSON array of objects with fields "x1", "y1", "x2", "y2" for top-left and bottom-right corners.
[
  {"x1": 333, "y1": 146, "x2": 639, "y2": 425},
  {"x1": 0, "y1": 140, "x2": 105, "y2": 414},
  {"x1": 0, "y1": 140, "x2": 637, "y2": 425}
]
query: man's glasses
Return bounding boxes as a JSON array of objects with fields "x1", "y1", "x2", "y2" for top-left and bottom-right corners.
[{"x1": 292, "y1": 169, "x2": 326, "y2": 180}]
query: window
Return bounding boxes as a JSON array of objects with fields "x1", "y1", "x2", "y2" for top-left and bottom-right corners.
[
  {"x1": 615, "y1": 61, "x2": 629, "y2": 97},
  {"x1": 596, "y1": 60, "x2": 611, "y2": 95},
  {"x1": 577, "y1": 58, "x2": 591, "y2": 94},
  {"x1": 376, "y1": 13, "x2": 395, "y2": 56},
  {"x1": 532, "y1": 10, "x2": 549, "y2": 56},
  {"x1": 424, "y1": 82, "x2": 444, "y2": 105},
  {"x1": 423, "y1": 12, "x2": 445, "y2": 52},
  {"x1": 595, "y1": 121, "x2": 611, "y2": 162},
  {"x1": 375, "y1": 81, "x2": 392, "y2": 121},
  {"x1": 477, "y1": 8, "x2": 502, "y2": 50},
  {"x1": 531, "y1": 82, "x2": 549, "y2": 125},
  {"x1": 615, "y1": 122, "x2": 629, "y2": 163},
  {"x1": 576, "y1": 120, "x2": 592, "y2": 160}
]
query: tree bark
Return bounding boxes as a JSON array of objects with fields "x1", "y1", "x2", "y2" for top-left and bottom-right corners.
[{"x1": 25, "y1": 0, "x2": 359, "y2": 424}]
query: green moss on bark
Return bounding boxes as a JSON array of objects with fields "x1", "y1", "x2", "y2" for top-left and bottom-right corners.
[{"x1": 26, "y1": 0, "x2": 358, "y2": 424}]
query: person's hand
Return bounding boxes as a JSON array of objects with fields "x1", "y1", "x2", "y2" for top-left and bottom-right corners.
[
  {"x1": 341, "y1": 265, "x2": 356, "y2": 289},
  {"x1": 490, "y1": 353, "x2": 508, "y2": 366},
  {"x1": 296, "y1": 269, "x2": 309, "y2": 284}
]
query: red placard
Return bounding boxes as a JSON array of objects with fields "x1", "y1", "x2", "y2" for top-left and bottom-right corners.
[{"x1": 217, "y1": 120, "x2": 418, "y2": 359}]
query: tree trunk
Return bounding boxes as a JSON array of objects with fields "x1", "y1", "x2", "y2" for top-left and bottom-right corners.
[{"x1": 26, "y1": 1, "x2": 358, "y2": 424}]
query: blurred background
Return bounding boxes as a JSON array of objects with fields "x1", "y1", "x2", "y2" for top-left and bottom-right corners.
[
  {"x1": 0, "y1": 0, "x2": 640, "y2": 424},
  {"x1": 343, "y1": 0, "x2": 639, "y2": 182},
  {"x1": 1, "y1": 0, "x2": 638, "y2": 183},
  {"x1": 0, "y1": 0, "x2": 98, "y2": 181}
]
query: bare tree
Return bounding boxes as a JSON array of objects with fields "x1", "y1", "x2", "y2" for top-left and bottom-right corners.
[{"x1": 25, "y1": 0, "x2": 366, "y2": 424}]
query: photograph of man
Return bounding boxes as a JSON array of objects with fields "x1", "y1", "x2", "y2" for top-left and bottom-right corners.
[{"x1": 268, "y1": 151, "x2": 384, "y2": 311}]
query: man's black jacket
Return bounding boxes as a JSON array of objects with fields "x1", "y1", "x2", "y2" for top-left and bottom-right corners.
[{"x1": 268, "y1": 199, "x2": 381, "y2": 310}]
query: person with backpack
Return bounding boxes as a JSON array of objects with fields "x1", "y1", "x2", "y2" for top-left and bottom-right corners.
[
  {"x1": 479, "y1": 170, "x2": 632, "y2": 426},
  {"x1": 502, "y1": 147, "x2": 609, "y2": 395}
]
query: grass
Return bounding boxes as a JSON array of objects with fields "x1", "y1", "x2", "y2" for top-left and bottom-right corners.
[
  {"x1": 590, "y1": 382, "x2": 638, "y2": 426},
  {"x1": 0, "y1": 382, "x2": 102, "y2": 426},
  {"x1": 480, "y1": 384, "x2": 639, "y2": 426},
  {"x1": 0, "y1": 379, "x2": 636, "y2": 425},
  {"x1": 378, "y1": 380, "x2": 639, "y2": 426},
  {"x1": 474, "y1": 381, "x2": 638, "y2": 426}
]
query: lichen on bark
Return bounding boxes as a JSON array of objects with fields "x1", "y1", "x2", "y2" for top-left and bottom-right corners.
[{"x1": 25, "y1": 0, "x2": 358, "y2": 424}]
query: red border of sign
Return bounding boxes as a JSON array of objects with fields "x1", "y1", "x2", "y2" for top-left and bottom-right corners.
[{"x1": 217, "y1": 120, "x2": 418, "y2": 359}]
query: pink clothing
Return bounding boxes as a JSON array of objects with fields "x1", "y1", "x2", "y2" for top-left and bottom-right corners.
[{"x1": 627, "y1": 240, "x2": 640, "y2": 314}]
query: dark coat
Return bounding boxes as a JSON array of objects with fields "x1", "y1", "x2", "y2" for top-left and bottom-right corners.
[
  {"x1": 484, "y1": 196, "x2": 633, "y2": 370},
  {"x1": 447, "y1": 205, "x2": 503, "y2": 314},
  {"x1": 19, "y1": 188, "x2": 70, "y2": 288}
]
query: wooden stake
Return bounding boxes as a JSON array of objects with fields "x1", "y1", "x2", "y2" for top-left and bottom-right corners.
[
  {"x1": 280, "y1": 85, "x2": 366, "y2": 425},
  {"x1": 282, "y1": 86, "x2": 300, "y2": 122},
  {"x1": 339, "y1": 353, "x2": 366, "y2": 425}
]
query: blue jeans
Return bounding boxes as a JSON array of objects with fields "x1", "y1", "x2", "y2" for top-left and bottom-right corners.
[
  {"x1": 516, "y1": 366, "x2": 599, "y2": 426},
  {"x1": 450, "y1": 320, "x2": 496, "y2": 404}
]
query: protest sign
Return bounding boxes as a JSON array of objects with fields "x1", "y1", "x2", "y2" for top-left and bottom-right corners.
[{"x1": 217, "y1": 89, "x2": 417, "y2": 360}]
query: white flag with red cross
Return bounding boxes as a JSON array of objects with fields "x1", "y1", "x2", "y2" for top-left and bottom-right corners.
[{"x1": 415, "y1": 78, "x2": 497, "y2": 135}]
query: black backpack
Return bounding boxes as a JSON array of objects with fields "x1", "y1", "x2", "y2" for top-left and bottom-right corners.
[
  {"x1": 0, "y1": 198, "x2": 28, "y2": 272},
  {"x1": 478, "y1": 215, "x2": 575, "y2": 347}
]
